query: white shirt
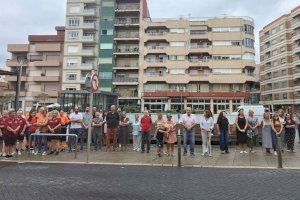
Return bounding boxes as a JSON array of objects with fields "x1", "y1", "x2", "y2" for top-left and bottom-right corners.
[
  {"x1": 70, "y1": 112, "x2": 83, "y2": 129},
  {"x1": 200, "y1": 117, "x2": 214, "y2": 131}
]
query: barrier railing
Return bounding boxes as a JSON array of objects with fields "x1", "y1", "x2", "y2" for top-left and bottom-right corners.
[{"x1": 29, "y1": 133, "x2": 78, "y2": 159}]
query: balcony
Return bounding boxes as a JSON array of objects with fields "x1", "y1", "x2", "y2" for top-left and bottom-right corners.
[
  {"x1": 6, "y1": 60, "x2": 28, "y2": 67},
  {"x1": 4, "y1": 76, "x2": 27, "y2": 82},
  {"x1": 7, "y1": 44, "x2": 28, "y2": 53},
  {"x1": 81, "y1": 49, "x2": 95, "y2": 56},
  {"x1": 145, "y1": 46, "x2": 167, "y2": 54},
  {"x1": 114, "y1": 64, "x2": 139, "y2": 70},
  {"x1": 82, "y1": 22, "x2": 96, "y2": 29},
  {"x1": 82, "y1": 35, "x2": 95, "y2": 43},
  {"x1": 83, "y1": 8, "x2": 96, "y2": 16},
  {"x1": 28, "y1": 76, "x2": 59, "y2": 82},
  {"x1": 115, "y1": 4, "x2": 140, "y2": 12},
  {"x1": 115, "y1": 18, "x2": 139, "y2": 26},
  {"x1": 114, "y1": 47, "x2": 139, "y2": 55},
  {"x1": 292, "y1": 19, "x2": 300, "y2": 29},
  {"x1": 292, "y1": 32, "x2": 300, "y2": 42},
  {"x1": 293, "y1": 43, "x2": 300, "y2": 54},
  {"x1": 115, "y1": 32, "x2": 139, "y2": 40},
  {"x1": 32, "y1": 60, "x2": 60, "y2": 67},
  {"x1": 294, "y1": 56, "x2": 300, "y2": 66},
  {"x1": 113, "y1": 77, "x2": 139, "y2": 85},
  {"x1": 81, "y1": 63, "x2": 94, "y2": 70}
]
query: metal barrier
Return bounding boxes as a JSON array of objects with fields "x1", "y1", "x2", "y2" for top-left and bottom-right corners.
[{"x1": 29, "y1": 133, "x2": 78, "y2": 159}]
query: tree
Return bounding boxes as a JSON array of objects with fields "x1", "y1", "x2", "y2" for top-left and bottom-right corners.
[
  {"x1": 36, "y1": 92, "x2": 49, "y2": 107},
  {"x1": 0, "y1": 94, "x2": 15, "y2": 111}
]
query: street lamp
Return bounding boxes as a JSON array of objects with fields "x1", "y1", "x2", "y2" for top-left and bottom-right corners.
[{"x1": 15, "y1": 59, "x2": 27, "y2": 110}]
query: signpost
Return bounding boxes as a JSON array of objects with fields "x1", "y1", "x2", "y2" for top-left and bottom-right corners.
[{"x1": 86, "y1": 71, "x2": 99, "y2": 163}]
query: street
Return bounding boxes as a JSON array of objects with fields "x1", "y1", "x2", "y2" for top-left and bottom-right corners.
[{"x1": 0, "y1": 162, "x2": 299, "y2": 200}]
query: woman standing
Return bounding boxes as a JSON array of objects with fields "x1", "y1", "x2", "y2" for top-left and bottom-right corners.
[
  {"x1": 217, "y1": 111, "x2": 230, "y2": 154},
  {"x1": 118, "y1": 113, "x2": 131, "y2": 151},
  {"x1": 235, "y1": 109, "x2": 248, "y2": 154},
  {"x1": 271, "y1": 113, "x2": 283, "y2": 156},
  {"x1": 164, "y1": 114, "x2": 177, "y2": 157},
  {"x1": 47, "y1": 110, "x2": 61, "y2": 155},
  {"x1": 247, "y1": 110, "x2": 259, "y2": 153},
  {"x1": 285, "y1": 113, "x2": 296, "y2": 153},
  {"x1": 154, "y1": 113, "x2": 165, "y2": 157},
  {"x1": 132, "y1": 114, "x2": 141, "y2": 151},
  {"x1": 36, "y1": 108, "x2": 49, "y2": 156},
  {"x1": 261, "y1": 112, "x2": 272, "y2": 154},
  {"x1": 26, "y1": 110, "x2": 38, "y2": 154},
  {"x1": 200, "y1": 110, "x2": 214, "y2": 157}
]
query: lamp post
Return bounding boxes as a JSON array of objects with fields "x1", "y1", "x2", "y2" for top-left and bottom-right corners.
[{"x1": 15, "y1": 59, "x2": 26, "y2": 111}]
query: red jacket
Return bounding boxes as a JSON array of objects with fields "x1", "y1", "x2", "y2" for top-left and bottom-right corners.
[{"x1": 141, "y1": 116, "x2": 152, "y2": 132}]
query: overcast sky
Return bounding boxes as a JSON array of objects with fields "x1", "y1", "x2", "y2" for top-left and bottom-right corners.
[{"x1": 0, "y1": 0, "x2": 299, "y2": 67}]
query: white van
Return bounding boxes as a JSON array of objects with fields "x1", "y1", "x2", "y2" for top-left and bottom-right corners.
[{"x1": 231, "y1": 105, "x2": 265, "y2": 117}]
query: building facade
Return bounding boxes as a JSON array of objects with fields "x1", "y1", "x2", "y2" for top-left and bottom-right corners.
[
  {"x1": 5, "y1": 27, "x2": 65, "y2": 111},
  {"x1": 260, "y1": 6, "x2": 300, "y2": 111}
]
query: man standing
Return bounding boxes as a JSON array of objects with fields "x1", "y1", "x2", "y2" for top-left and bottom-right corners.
[
  {"x1": 0, "y1": 110, "x2": 9, "y2": 157},
  {"x1": 4, "y1": 111, "x2": 20, "y2": 159},
  {"x1": 36, "y1": 107, "x2": 49, "y2": 156},
  {"x1": 92, "y1": 112, "x2": 104, "y2": 151},
  {"x1": 140, "y1": 111, "x2": 152, "y2": 153},
  {"x1": 82, "y1": 107, "x2": 92, "y2": 151},
  {"x1": 68, "y1": 107, "x2": 83, "y2": 152},
  {"x1": 106, "y1": 105, "x2": 119, "y2": 151},
  {"x1": 180, "y1": 107, "x2": 197, "y2": 156}
]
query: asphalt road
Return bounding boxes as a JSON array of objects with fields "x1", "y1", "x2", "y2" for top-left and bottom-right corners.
[{"x1": 0, "y1": 162, "x2": 299, "y2": 200}]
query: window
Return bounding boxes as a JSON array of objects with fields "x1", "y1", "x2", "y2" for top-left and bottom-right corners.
[
  {"x1": 282, "y1": 81, "x2": 287, "y2": 88},
  {"x1": 280, "y1": 35, "x2": 285, "y2": 42},
  {"x1": 170, "y1": 42, "x2": 185, "y2": 47},
  {"x1": 279, "y1": 24, "x2": 284, "y2": 30},
  {"x1": 232, "y1": 41, "x2": 241, "y2": 46},
  {"x1": 170, "y1": 69, "x2": 185, "y2": 75},
  {"x1": 281, "y1": 58, "x2": 286, "y2": 64},
  {"x1": 66, "y1": 88, "x2": 76, "y2": 91},
  {"x1": 101, "y1": 29, "x2": 114, "y2": 35},
  {"x1": 243, "y1": 38, "x2": 254, "y2": 48},
  {"x1": 100, "y1": 72, "x2": 112, "y2": 79},
  {"x1": 243, "y1": 24, "x2": 254, "y2": 34},
  {"x1": 67, "y1": 45, "x2": 79, "y2": 53},
  {"x1": 271, "y1": 28, "x2": 276, "y2": 34},
  {"x1": 100, "y1": 43, "x2": 113, "y2": 49},
  {"x1": 69, "y1": 6, "x2": 80, "y2": 13},
  {"x1": 66, "y1": 74, "x2": 77, "y2": 81},
  {"x1": 67, "y1": 58, "x2": 78, "y2": 67},
  {"x1": 280, "y1": 46, "x2": 285, "y2": 53},
  {"x1": 69, "y1": 18, "x2": 80, "y2": 26},
  {"x1": 282, "y1": 69, "x2": 287, "y2": 76},
  {"x1": 213, "y1": 68, "x2": 232, "y2": 74},
  {"x1": 102, "y1": 0, "x2": 114, "y2": 7},
  {"x1": 242, "y1": 53, "x2": 255, "y2": 60},
  {"x1": 68, "y1": 31, "x2": 79, "y2": 40},
  {"x1": 99, "y1": 57, "x2": 112, "y2": 64},
  {"x1": 170, "y1": 55, "x2": 185, "y2": 61},
  {"x1": 170, "y1": 29, "x2": 185, "y2": 34},
  {"x1": 282, "y1": 93, "x2": 287, "y2": 99},
  {"x1": 102, "y1": 15, "x2": 113, "y2": 21}
]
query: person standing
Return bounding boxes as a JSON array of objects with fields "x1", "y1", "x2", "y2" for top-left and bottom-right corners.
[
  {"x1": 132, "y1": 114, "x2": 141, "y2": 151},
  {"x1": 164, "y1": 114, "x2": 177, "y2": 157},
  {"x1": 16, "y1": 110, "x2": 27, "y2": 156},
  {"x1": 200, "y1": 110, "x2": 214, "y2": 157},
  {"x1": 154, "y1": 113, "x2": 165, "y2": 157},
  {"x1": 180, "y1": 107, "x2": 197, "y2": 156},
  {"x1": 217, "y1": 111, "x2": 230, "y2": 154},
  {"x1": 140, "y1": 111, "x2": 152, "y2": 154},
  {"x1": 4, "y1": 111, "x2": 20, "y2": 159},
  {"x1": 285, "y1": 113, "x2": 296, "y2": 153},
  {"x1": 26, "y1": 110, "x2": 38, "y2": 154},
  {"x1": 235, "y1": 109, "x2": 248, "y2": 154},
  {"x1": 278, "y1": 109, "x2": 286, "y2": 150},
  {"x1": 247, "y1": 110, "x2": 259, "y2": 153},
  {"x1": 68, "y1": 107, "x2": 83, "y2": 152},
  {"x1": 92, "y1": 112, "x2": 104, "y2": 151},
  {"x1": 59, "y1": 110, "x2": 69, "y2": 150},
  {"x1": 36, "y1": 108, "x2": 49, "y2": 156},
  {"x1": 106, "y1": 105, "x2": 120, "y2": 151},
  {"x1": 81, "y1": 107, "x2": 92, "y2": 151},
  {"x1": 271, "y1": 113, "x2": 283, "y2": 156},
  {"x1": 0, "y1": 110, "x2": 9, "y2": 157},
  {"x1": 47, "y1": 110, "x2": 61, "y2": 155},
  {"x1": 261, "y1": 112, "x2": 273, "y2": 154},
  {"x1": 119, "y1": 113, "x2": 131, "y2": 151}
]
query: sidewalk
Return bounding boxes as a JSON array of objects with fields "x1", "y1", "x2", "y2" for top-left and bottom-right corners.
[{"x1": 3, "y1": 141, "x2": 300, "y2": 169}]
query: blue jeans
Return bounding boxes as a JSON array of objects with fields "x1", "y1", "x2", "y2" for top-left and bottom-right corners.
[
  {"x1": 141, "y1": 131, "x2": 151, "y2": 152},
  {"x1": 220, "y1": 129, "x2": 229, "y2": 151},
  {"x1": 92, "y1": 131, "x2": 103, "y2": 150},
  {"x1": 68, "y1": 128, "x2": 82, "y2": 151},
  {"x1": 36, "y1": 133, "x2": 48, "y2": 153},
  {"x1": 271, "y1": 131, "x2": 277, "y2": 151},
  {"x1": 183, "y1": 128, "x2": 195, "y2": 155}
]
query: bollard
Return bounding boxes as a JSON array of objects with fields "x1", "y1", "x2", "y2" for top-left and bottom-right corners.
[
  {"x1": 177, "y1": 129, "x2": 182, "y2": 168},
  {"x1": 276, "y1": 135, "x2": 283, "y2": 168}
]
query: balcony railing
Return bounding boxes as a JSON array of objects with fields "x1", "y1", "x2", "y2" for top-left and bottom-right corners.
[
  {"x1": 147, "y1": 31, "x2": 168, "y2": 36},
  {"x1": 115, "y1": 18, "x2": 139, "y2": 25},
  {"x1": 116, "y1": 4, "x2": 140, "y2": 11},
  {"x1": 83, "y1": 8, "x2": 95, "y2": 15},
  {"x1": 82, "y1": 22, "x2": 95, "y2": 29},
  {"x1": 115, "y1": 64, "x2": 139, "y2": 68},
  {"x1": 190, "y1": 44, "x2": 210, "y2": 49},
  {"x1": 115, "y1": 47, "x2": 139, "y2": 53},
  {"x1": 145, "y1": 59, "x2": 168, "y2": 63},
  {"x1": 116, "y1": 32, "x2": 139, "y2": 38},
  {"x1": 147, "y1": 46, "x2": 167, "y2": 50},
  {"x1": 188, "y1": 58, "x2": 211, "y2": 63},
  {"x1": 113, "y1": 77, "x2": 138, "y2": 82}
]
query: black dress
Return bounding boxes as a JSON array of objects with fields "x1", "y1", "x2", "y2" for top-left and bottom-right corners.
[{"x1": 236, "y1": 116, "x2": 247, "y2": 144}]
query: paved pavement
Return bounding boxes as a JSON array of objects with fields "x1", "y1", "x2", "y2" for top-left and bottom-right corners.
[
  {"x1": 0, "y1": 162, "x2": 299, "y2": 200},
  {"x1": 2, "y1": 140, "x2": 300, "y2": 168}
]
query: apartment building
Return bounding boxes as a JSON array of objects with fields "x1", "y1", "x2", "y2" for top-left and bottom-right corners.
[
  {"x1": 140, "y1": 17, "x2": 256, "y2": 113},
  {"x1": 260, "y1": 6, "x2": 300, "y2": 111},
  {"x1": 62, "y1": 0, "x2": 256, "y2": 113},
  {"x1": 5, "y1": 27, "x2": 65, "y2": 111}
]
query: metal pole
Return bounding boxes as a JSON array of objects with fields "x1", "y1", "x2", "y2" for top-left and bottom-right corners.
[
  {"x1": 75, "y1": 135, "x2": 78, "y2": 159},
  {"x1": 87, "y1": 92, "x2": 93, "y2": 163},
  {"x1": 15, "y1": 66, "x2": 22, "y2": 110},
  {"x1": 277, "y1": 135, "x2": 283, "y2": 168},
  {"x1": 177, "y1": 129, "x2": 182, "y2": 168}
]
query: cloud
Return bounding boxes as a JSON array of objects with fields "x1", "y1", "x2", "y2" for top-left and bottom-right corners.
[{"x1": 0, "y1": 0, "x2": 299, "y2": 65}]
